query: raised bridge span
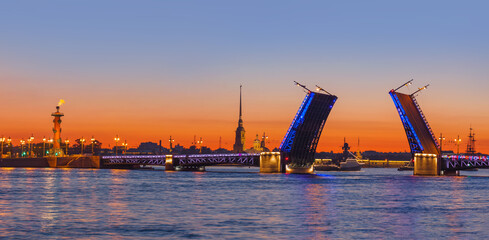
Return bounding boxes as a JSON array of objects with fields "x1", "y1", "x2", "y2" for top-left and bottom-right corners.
[
  {"x1": 102, "y1": 84, "x2": 338, "y2": 173},
  {"x1": 390, "y1": 81, "x2": 488, "y2": 175}
]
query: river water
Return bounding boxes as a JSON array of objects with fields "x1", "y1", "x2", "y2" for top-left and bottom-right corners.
[{"x1": 1, "y1": 167, "x2": 489, "y2": 239}]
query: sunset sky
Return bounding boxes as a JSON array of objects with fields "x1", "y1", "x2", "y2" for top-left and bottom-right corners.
[{"x1": 1, "y1": 1, "x2": 488, "y2": 153}]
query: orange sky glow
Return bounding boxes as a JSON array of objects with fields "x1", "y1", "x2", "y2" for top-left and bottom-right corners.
[{"x1": 1, "y1": 68, "x2": 488, "y2": 154}]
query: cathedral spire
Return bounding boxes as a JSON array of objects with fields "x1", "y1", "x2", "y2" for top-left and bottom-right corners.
[
  {"x1": 239, "y1": 84, "x2": 242, "y2": 119},
  {"x1": 233, "y1": 85, "x2": 245, "y2": 153}
]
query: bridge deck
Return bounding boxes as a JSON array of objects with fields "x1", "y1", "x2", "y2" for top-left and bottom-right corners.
[{"x1": 102, "y1": 153, "x2": 261, "y2": 167}]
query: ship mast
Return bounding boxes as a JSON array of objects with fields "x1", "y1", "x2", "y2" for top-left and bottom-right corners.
[{"x1": 466, "y1": 127, "x2": 476, "y2": 155}]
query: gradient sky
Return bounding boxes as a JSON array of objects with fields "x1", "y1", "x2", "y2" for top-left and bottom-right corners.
[{"x1": 1, "y1": 1, "x2": 488, "y2": 153}]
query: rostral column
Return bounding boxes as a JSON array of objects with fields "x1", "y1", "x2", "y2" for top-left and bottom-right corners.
[{"x1": 51, "y1": 100, "x2": 65, "y2": 156}]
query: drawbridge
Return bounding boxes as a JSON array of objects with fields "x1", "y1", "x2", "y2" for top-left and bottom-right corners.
[
  {"x1": 280, "y1": 83, "x2": 337, "y2": 172},
  {"x1": 103, "y1": 82, "x2": 338, "y2": 173},
  {"x1": 389, "y1": 80, "x2": 439, "y2": 155},
  {"x1": 390, "y1": 80, "x2": 488, "y2": 175}
]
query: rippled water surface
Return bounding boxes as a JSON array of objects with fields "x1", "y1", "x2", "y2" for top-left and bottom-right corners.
[{"x1": 1, "y1": 167, "x2": 489, "y2": 239}]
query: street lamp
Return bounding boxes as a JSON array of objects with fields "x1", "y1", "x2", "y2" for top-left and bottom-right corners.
[
  {"x1": 65, "y1": 139, "x2": 70, "y2": 155},
  {"x1": 42, "y1": 137, "x2": 46, "y2": 157},
  {"x1": 122, "y1": 140, "x2": 128, "y2": 155},
  {"x1": 28, "y1": 135, "x2": 34, "y2": 157},
  {"x1": 80, "y1": 137, "x2": 86, "y2": 155},
  {"x1": 439, "y1": 133, "x2": 446, "y2": 153},
  {"x1": 114, "y1": 135, "x2": 120, "y2": 156},
  {"x1": 454, "y1": 136, "x2": 462, "y2": 155},
  {"x1": 0, "y1": 136, "x2": 5, "y2": 159},
  {"x1": 20, "y1": 139, "x2": 26, "y2": 157},
  {"x1": 91, "y1": 136, "x2": 96, "y2": 154},
  {"x1": 197, "y1": 137, "x2": 203, "y2": 154},
  {"x1": 48, "y1": 139, "x2": 53, "y2": 153},
  {"x1": 169, "y1": 136, "x2": 175, "y2": 153},
  {"x1": 7, "y1": 137, "x2": 11, "y2": 157}
]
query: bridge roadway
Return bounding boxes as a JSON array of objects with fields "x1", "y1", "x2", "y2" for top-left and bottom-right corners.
[
  {"x1": 102, "y1": 153, "x2": 489, "y2": 173},
  {"x1": 101, "y1": 153, "x2": 262, "y2": 169}
]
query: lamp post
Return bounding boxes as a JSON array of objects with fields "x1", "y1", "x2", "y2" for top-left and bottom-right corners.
[
  {"x1": 7, "y1": 137, "x2": 11, "y2": 157},
  {"x1": 0, "y1": 137, "x2": 5, "y2": 159},
  {"x1": 20, "y1": 139, "x2": 25, "y2": 157},
  {"x1": 197, "y1": 137, "x2": 203, "y2": 154},
  {"x1": 439, "y1": 133, "x2": 445, "y2": 154},
  {"x1": 454, "y1": 135, "x2": 462, "y2": 155},
  {"x1": 42, "y1": 137, "x2": 46, "y2": 157},
  {"x1": 80, "y1": 137, "x2": 86, "y2": 155},
  {"x1": 28, "y1": 135, "x2": 34, "y2": 157},
  {"x1": 169, "y1": 136, "x2": 175, "y2": 153},
  {"x1": 65, "y1": 139, "x2": 70, "y2": 155},
  {"x1": 91, "y1": 136, "x2": 95, "y2": 154},
  {"x1": 114, "y1": 135, "x2": 120, "y2": 156},
  {"x1": 48, "y1": 139, "x2": 53, "y2": 154},
  {"x1": 122, "y1": 141, "x2": 128, "y2": 155}
]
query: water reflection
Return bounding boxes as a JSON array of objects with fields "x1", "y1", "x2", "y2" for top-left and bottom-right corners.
[
  {"x1": 1, "y1": 168, "x2": 489, "y2": 239},
  {"x1": 302, "y1": 182, "x2": 335, "y2": 239},
  {"x1": 40, "y1": 171, "x2": 57, "y2": 233}
]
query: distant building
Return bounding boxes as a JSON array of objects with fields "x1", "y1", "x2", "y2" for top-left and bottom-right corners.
[
  {"x1": 233, "y1": 85, "x2": 246, "y2": 153},
  {"x1": 245, "y1": 133, "x2": 270, "y2": 153},
  {"x1": 253, "y1": 134, "x2": 261, "y2": 151},
  {"x1": 136, "y1": 142, "x2": 168, "y2": 154}
]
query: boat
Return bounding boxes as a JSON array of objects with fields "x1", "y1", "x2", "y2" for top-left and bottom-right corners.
[
  {"x1": 397, "y1": 165, "x2": 414, "y2": 171},
  {"x1": 340, "y1": 158, "x2": 363, "y2": 171},
  {"x1": 398, "y1": 161, "x2": 414, "y2": 171},
  {"x1": 314, "y1": 164, "x2": 340, "y2": 171},
  {"x1": 313, "y1": 158, "x2": 363, "y2": 171},
  {"x1": 314, "y1": 159, "x2": 341, "y2": 171}
]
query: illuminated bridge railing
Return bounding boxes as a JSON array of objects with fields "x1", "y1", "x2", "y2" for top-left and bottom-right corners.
[
  {"x1": 102, "y1": 155, "x2": 166, "y2": 166},
  {"x1": 412, "y1": 98, "x2": 439, "y2": 148},
  {"x1": 102, "y1": 153, "x2": 261, "y2": 167},
  {"x1": 442, "y1": 155, "x2": 489, "y2": 170},
  {"x1": 389, "y1": 91, "x2": 424, "y2": 153},
  {"x1": 173, "y1": 153, "x2": 261, "y2": 167}
]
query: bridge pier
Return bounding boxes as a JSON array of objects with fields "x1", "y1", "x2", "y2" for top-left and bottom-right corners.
[
  {"x1": 260, "y1": 152, "x2": 283, "y2": 173},
  {"x1": 414, "y1": 153, "x2": 440, "y2": 176},
  {"x1": 165, "y1": 155, "x2": 174, "y2": 171}
]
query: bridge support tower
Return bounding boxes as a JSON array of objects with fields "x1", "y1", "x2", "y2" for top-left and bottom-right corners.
[
  {"x1": 165, "y1": 155, "x2": 174, "y2": 171},
  {"x1": 260, "y1": 152, "x2": 284, "y2": 173},
  {"x1": 414, "y1": 153, "x2": 440, "y2": 176}
]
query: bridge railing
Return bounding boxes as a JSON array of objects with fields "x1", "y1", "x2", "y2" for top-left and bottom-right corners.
[
  {"x1": 101, "y1": 155, "x2": 167, "y2": 166},
  {"x1": 101, "y1": 153, "x2": 262, "y2": 167},
  {"x1": 412, "y1": 97, "x2": 439, "y2": 148},
  {"x1": 174, "y1": 153, "x2": 260, "y2": 167},
  {"x1": 442, "y1": 155, "x2": 489, "y2": 170}
]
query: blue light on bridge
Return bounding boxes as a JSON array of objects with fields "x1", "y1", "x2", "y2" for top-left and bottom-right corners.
[
  {"x1": 390, "y1": 92, "x2": 424, "y2": 153},
  {"x1": 280, "y1": 92, "x2": 315, "y2": 152},
  {"x1": 279, "y1": 92, "x2": 312, "y2": 150}
]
